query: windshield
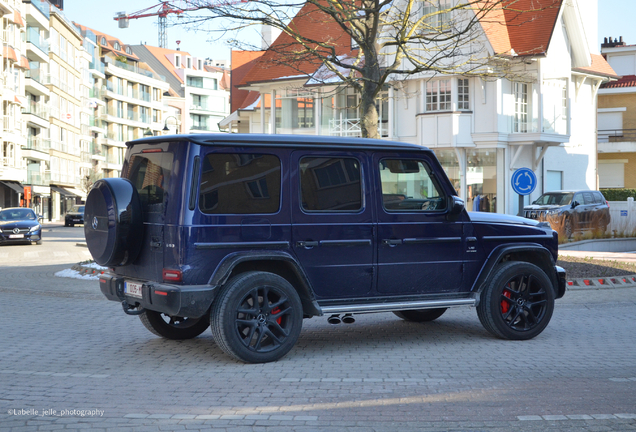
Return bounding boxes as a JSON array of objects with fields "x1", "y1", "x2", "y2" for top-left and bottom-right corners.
[
  {"x1": 534, "y1": 193, "x2": 573, "y2": 206},
  {"x1": 70, "y1": 206, "x2": 85, "y2": 213},
  {"x1": 0, "y1": 209, "x2": 37, "y2": 221}
]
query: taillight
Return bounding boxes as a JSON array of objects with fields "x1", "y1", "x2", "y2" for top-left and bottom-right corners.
[
  {"x1": 606, "y1": 200, "x2": 610, "y2": 208},
  {"x1": 142, "y1": 148, "x2": 163, "y2": 153},
  {"x1": 162, "y1": 269, "x2": 182, "y2": 282}
]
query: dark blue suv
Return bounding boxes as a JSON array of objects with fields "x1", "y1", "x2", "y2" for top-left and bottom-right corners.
[{"x1": 84, "y1": 134, "x2": 566, "y2": 363}]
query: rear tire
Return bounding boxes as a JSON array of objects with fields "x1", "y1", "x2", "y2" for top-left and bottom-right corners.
[
  {"x1": 393, "y1": 308, "x2": 447, "y2": 322},
  {"x1": 140, "y1": 310, "x2": 210, "y2": 340},
  {"x1": 477, "y1": 261, "x2": 555, "y2": 340},
  {"x1": 211, "y1": 271, "x2": 303, "y2": 363}
]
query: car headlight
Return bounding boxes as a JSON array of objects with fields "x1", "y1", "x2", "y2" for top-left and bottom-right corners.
[{"x1": 29, "y1": 224, "x2": 41, "y2": 232}]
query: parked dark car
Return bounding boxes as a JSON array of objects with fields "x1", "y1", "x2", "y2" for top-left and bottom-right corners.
[
  {"x1": 64, "y1": 205, "x2": 85, "y2": 227},
  {"x1": 523, "y1": 190, "x2": 610, "y2": 238},
  {"x1": 0, "y1": 207, "x2": 42, "y2": 245},
  {"x1": 84, "y1": 134, "x2": 566, "y2": 363}
]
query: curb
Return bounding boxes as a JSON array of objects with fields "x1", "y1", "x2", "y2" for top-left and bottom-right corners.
[{"x1": 567, "y1": 275, "x2": 636, "y2": 290}]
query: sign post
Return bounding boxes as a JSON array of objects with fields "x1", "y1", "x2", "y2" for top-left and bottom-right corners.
[{"x1": 511, "y1": 168, "x2": 537, "y2": 216}]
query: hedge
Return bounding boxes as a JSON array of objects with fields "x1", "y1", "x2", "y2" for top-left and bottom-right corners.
[{"x1": 600, "y1": 189, "x2": 636, "y2": 201}]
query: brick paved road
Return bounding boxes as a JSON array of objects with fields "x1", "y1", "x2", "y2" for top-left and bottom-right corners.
[{"x1": 1, "y1": 227, "x2": 635, "y2": 431}]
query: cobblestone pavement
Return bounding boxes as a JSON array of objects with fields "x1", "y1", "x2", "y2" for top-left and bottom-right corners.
[{"x1": 1, "y1": 227, "x2": 636, "y2": 431}]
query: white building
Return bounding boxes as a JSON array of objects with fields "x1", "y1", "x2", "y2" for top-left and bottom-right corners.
[
  {"x1": 133, "y1": 45, "x2": 230, "y2": 134},
  {"x1": 222, "y1": 0, "x2": 616, "y2": 216}
]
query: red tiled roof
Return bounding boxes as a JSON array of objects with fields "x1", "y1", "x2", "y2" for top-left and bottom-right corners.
[
  {"x1": 143, "y1": 45, "x2": 195, "y2": 83},
  {"x1": 232, "y1": 50, "x2": 265, "y2": 112},
  {"x1": 480, "y1": 0, "x2": 562, "y2": 56},
  {"x1": 574, "y1": 54, "x2": 619, "y2": 79},
  {"x1": 240, "y1": 1, "x2": 354, "y2": 86},
  {"x1": 601, "y1": 74, "x2": 636, "y2": 89}
]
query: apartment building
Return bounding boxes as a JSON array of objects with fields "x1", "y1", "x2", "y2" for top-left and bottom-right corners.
[
  {"x1": 597, "y1": 37, "x2": 636, "y2": 188},
  {"x1": 0, "y1": 0, "x2": 27, "y2": 209},
  {"x1": 132, "y1": 45, "x2": 229, "y2": 134},
  {"x1": 75, "y1": 27, "x2": 170, "y2": 180},
  {"x1": 22, "y1": 0, "x2": 50, "y2": 217}
]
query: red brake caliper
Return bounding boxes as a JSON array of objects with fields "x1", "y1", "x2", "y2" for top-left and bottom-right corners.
[
  {"x1": 271, "y1": 307, "x2": 282, "y2": 324},
  {"x1": 501, "y1": 291, "x2": 511, "y2": 314}
]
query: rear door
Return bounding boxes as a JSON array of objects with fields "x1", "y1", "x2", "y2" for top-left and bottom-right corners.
[
  {"x1": 374, "y1": 153, "x2": 465, "y2": 295},
  {"x1": 291, "y1": 151, "x2": 374, "y2": 299}
]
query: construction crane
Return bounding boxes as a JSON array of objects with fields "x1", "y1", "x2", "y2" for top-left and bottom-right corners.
[
  {"x1": 114, "y1": 2, "x2": 190, "y2": 48},
  {"x1": 114, "y1": 1, "x2": 247, "y2": 49}
]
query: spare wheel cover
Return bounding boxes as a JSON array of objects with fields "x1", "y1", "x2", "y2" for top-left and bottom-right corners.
[{"x1": 84, "y1": 178, "x2": 143, "y2": 266}]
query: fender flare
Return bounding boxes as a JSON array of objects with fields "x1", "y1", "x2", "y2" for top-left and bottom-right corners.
[
  {"x1": 471, "y1": 243, "x2": 561, "y2": 299},
  {"x1": 209, "y1": 250, "x2": 321, "y2": 317}
]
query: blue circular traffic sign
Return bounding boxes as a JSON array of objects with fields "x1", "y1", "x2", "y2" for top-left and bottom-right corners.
[{"x1": 511, "y1": 168, "x2": 537, "y2": 196}]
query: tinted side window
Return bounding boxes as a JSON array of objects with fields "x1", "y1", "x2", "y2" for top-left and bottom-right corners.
[
  {"x1": 573, "y1": 193, "x2": 584, "y2": 205},
  {"x1": 299, "y1": 157, "x2": 362, "y2": 211},
  {"x1": 583, "y1": 192, "x2": 595, "y2": 204},
  {"x1": 127, "y1": 152, "x2": 174, "y2": 213},
  {"x1": 199, "y1": 153, "x2": 281, "y2": 214},
  {"x1": 594, "y1": 192, "x2": 605, "y2": 204},
  {"x1": 380, "y1": 159, "x2": 447, "y2": 211}
]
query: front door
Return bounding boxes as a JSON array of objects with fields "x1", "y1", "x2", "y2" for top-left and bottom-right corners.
[
  {"x1": 374, "y1": 154, "x2": 465, "y2": 295},
  {"x1": 291, "y1": 151, "x2": 374, "y2": 299}
]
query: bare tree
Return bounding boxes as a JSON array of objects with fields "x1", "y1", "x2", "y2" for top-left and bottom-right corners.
[{"x1": 178, "y1": 0, "x2": 560, "y2": 138}]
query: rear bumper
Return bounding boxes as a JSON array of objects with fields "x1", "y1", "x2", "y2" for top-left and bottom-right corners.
[
  {"x1": 555, "y1": 265, "x2": 566, "y2": 299},
  {"x1": 99, "y1": 273, "x2": 217, "y2": 318}
]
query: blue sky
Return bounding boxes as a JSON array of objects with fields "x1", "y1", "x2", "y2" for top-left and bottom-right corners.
[{"x1": 63, "y1": 0, "x2": 635, "y2": 62}]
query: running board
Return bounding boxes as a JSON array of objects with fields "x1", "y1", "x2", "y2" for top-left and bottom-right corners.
[{"x1": 320, "y1": 298, "x2": 476, "y2": 315}]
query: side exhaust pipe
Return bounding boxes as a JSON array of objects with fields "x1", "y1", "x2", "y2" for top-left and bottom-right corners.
[
  {"x1": 342, "y1": 313, "x2": 355, "y2": 324},
  {"x1": 328, "y1": 314, "x2": 341, "y2": 324}
]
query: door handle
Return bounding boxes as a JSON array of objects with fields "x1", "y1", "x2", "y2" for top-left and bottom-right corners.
[
  {"x1": 382, "y1": 239, "x2": 402, "y2": 247},
  {"x1": 296, "y1": 241, "x2": 319, "y2": 249}
]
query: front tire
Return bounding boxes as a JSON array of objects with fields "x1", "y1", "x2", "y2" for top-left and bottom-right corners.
[
  {"x1": 477, "y1": 262, "x2": 555, "y2": 340},
  {"x1": 139, "y1": 310, "x2": 210, "y2": 340},
  {"x1": 211, "y1": 272, "x2": 303, "y2": 363},
  {"x1": 393, "y1": 308, "x2": 447, "y2": 322}
]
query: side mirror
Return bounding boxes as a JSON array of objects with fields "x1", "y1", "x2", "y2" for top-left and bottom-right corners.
[
  {"x1": 38, "y1": 215, "x2": 44, "y2": 221},
  {"x1": 571, "y1": 201, "x2": 579, "y2": 208},
  {"x1": 449, "y1": 196, "x2": 465, "y2": 216}
]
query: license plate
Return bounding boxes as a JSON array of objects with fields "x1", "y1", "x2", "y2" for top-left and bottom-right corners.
[
  {"x1": 9, "y1": 234, "x2": 24, "y2": 239},
  {"x1": 73, "y1": 219, "x2": 81, "y2": 222},
  {"x1": 125, "y1": 281, "x2": 143, "y2": 298}
]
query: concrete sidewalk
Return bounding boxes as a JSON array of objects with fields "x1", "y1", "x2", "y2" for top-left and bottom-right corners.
[{"x1": 559, "y1": 249, "x2": 636, "y2": 264}]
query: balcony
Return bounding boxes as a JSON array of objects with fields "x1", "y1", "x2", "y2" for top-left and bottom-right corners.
[
  {"x1": 26, "y1": 171, "x2": 51, "y2": 186},
  {"x1": 598, "y1": 129, "x2": 636, "y2": 154},
  {"x1": 44, "y1": 75, "x2": 74, "y2": 98},
  {"x1": 103, "y1": 56, "x2": 166, "y2": 82},
  {"x1": 26, "y1": 27, "x2": 49, "y2": 63},
  {"x1": 25, "y1": 69, "x2": 50, "y2": 96},
  {"x1": 47, "y1": 139, "x2": 81, "y2": 157},
  {"x1": 24, "y1": 136, "x2": 51, "y2": 153},
  {"x1": 89, "y1": 60, "x2": 105, "y2": 76}
]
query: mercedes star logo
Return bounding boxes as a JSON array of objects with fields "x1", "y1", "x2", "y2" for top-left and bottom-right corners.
[
  {"x1": 92, "y1": 216, "x2": 99, "y2": 230},
  {"x1": 13, "y1": 228, "x2": 20, "y2": 234}
]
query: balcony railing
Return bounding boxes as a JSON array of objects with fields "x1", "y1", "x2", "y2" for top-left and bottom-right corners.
[
  {"x1": 26, "y1": 68, "x2": 45, "y2": 84},
  {"x1": 46, "y1": 139, "x2": 81, "y2": 156},
  {"x1": 22, "y1": 102, "x2": 49, "y2": 120},
  {"x1": 103, "y1": 56, "x2": 166, "y2": 82},
  {"x1": 26, "y1": 27, "x2": 50, "y2": 54},
  {"x1": 327, "y1": 117, "x2": 388, "y2": 138},
  {"x1": 44, "y1": 75, "x2": 74, "y2": 97},
  {"x1": 27, "y1": 171, "x2": 51, "y2": 186},
  {"x1": 24, "y1": 136, "x2": 51, "y2": 152},
  {"x1": 29, "y1": 0, "x2": 50, "y2": 19},
  {"x1": 599, "y1": 129, "x2": 636, "y2": 142},
  {"x1": 89, "y1": 60, "x2": 105, "y2": 74}
]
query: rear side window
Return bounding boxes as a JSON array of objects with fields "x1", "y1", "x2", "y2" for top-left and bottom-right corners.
[
  {"x1": 127, "y1": 151, "x2": 174, "y2": 213},
  {"x1": 594, "y1": 192, "x2": 605, "y2": 204},
  {"x1": 199, "y1": 153, "x2": 281, "y2": 214},
  {"x1": 583, "y1": 192, "x2": 595, "y2": 204},
  {"x1": 299, "y1": 157, "x2": 362, "y2": 211}
]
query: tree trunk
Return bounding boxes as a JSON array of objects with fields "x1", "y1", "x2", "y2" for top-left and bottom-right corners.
[{"x1": 360, "y1": 84, "x2": 379, "y2": 139}]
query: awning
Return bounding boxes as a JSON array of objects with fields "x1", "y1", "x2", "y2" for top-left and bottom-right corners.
[
  {"x1": 50, "y1": 186, "x2": 78, "y2": 197},
  {"x1": 0, "y1": 181, "x2": 24, "y2": 194},
  {"x1": 62, "y1": 187, "x2": 87, "y2": 200}
]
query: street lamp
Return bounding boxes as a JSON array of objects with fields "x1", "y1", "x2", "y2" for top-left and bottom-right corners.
[
  {"x1": 163, "y1": 116, "x2": 180, "y2": 134},
  {"x1": 143, "y1": 128, "x2": 154, "y2": 137}
]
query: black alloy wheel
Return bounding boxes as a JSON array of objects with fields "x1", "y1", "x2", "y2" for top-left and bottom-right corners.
[
  {"x1": 477, "y1": 261, "x2": 555, "y2": 340},
  {"x1": 211, "y1": 272, "x2": 303, "y2": 363}
]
